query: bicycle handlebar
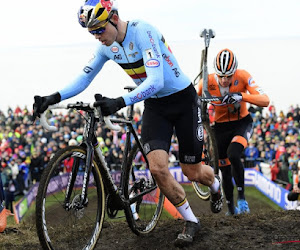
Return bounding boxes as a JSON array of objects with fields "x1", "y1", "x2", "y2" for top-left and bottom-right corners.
[
  {"x1": 39, "y1": 102, "x2": 122, "y2": 132},
  {"x1": 199, "y1": 96, "x2": 223, "y2": 102}
]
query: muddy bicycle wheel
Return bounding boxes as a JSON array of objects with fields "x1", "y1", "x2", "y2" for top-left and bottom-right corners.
[
  {"x1": 192, "y1": 121, "x2": 219, "y2": 200},
  {"x1": 36, "y1": 146, "x2": 105, "y2": 250},
  {"x1": 123, "y1": 143, "x2": 165, "y2": 235}
]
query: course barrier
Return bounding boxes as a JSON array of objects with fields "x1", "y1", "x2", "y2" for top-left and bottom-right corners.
[{"x1": 244, "y1": 168, "x2": 297, "y2": 210}]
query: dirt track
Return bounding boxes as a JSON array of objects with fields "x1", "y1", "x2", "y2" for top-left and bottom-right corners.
[
  {"x1": 1, "y1": 187, "x2": 300, "y2": 250},
  {"x1": 94, "y1": 189, "x2": 300, "y2": 250}
]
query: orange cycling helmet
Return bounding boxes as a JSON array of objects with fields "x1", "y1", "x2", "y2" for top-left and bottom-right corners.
[
  {"x1": 78, "y1": 0, "x2": 118, "y2": 28},
  {"x1": 214, "y1": 48, "x2": 238, "y2": 76}
]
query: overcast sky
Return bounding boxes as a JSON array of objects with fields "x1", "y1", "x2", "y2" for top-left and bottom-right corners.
[
  {"x1": 1, "y1": 0, "x2": 300, "y2": 48},
  {"x1": 0, "y1": 0, "x2": 300, "y2": 113}
]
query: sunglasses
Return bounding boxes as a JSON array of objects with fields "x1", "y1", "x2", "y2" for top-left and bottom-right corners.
[
  {"x1": 88, "y1": 20, "x2": 108, "y2": 35},
  {"x1": 217, "y1": 74, "x2": 233, "y2": 79}
]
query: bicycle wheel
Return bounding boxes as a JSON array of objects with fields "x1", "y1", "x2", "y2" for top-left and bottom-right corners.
[
  {"x1": 123, "y1": 143, "x2": 165, "y2": 235},
  {"x1": 36, "y1": 146, "x2": 105, "y2": 250},
  {"x1": 192, "y1": 120, "x2": 219, "y2": 200}
]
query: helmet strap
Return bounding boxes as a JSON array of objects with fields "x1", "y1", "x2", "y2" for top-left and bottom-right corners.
[{"x1": 108, "y1": 19, "x2": 118, "y2": 30}]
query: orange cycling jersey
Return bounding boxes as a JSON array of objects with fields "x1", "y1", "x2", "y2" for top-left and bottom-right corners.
[{"x1": 197, "y1": 69, "x2": 269, "y2": 123}]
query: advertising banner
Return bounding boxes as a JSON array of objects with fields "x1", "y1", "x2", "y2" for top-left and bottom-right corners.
[{"x1": 14, "y1": 167, "x2": 297, "y2": 222}]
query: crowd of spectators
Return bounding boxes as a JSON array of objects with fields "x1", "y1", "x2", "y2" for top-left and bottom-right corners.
[
  {"x1": 242, "y1": 104, "x2": 300, "y2": 189},
  {"x1": 0, "y1": 105, "x2": 142, "y2": 208},
  {"x1": 0, "y1": 102, "x2": 299, "y2": 209}
]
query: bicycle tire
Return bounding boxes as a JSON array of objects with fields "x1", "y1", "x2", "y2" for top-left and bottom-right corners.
[
  {"x1": 192, "y1": 120, "x2": 219, "y2": 200},
  {"x1": 123, "y1": 143, "x2": 165, "y2": 235},
  {"x1": 36, "y1": 146, "x2": 105, "y2": 250}
]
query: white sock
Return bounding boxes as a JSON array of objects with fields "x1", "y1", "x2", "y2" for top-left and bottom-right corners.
[
  {"x1": 130, "y1": 203, "x2": 139, "y2": 220},
  {"x1": 129, "y1": 193, "x2": 139, "y2": 221},
  {"x1": 209, "y1": 177, "x2": 220, "y2": 194},
  {"x1": 175, "y1": 198, "x2": 198, "y2": 223}
]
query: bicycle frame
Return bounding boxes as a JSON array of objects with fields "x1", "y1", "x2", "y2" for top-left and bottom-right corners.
[
  {"x1": 109, "y1": 113, "x2": 155, "y2": 206},
  {"x1": 42, "y1": 100, "x2": 153, "y2": 212}
]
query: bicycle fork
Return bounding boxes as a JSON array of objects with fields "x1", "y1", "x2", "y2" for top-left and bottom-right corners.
[{"x1": 64, "y1": 143, "x2": 94, "y2": 211}]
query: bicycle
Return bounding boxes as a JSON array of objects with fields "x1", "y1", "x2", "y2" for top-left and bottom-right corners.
[
  {"x1": 192, "y1": 29, "x2": 221, "y2": 200},
  {"x1": 35, "y1": 86, "x2": 165, "y2": 250}
]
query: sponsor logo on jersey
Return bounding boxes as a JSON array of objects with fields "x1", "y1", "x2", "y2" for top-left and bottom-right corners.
[
  {"x1": 145, "y1": 59, "x2": 160, "y2": 67},
  {"x1": 111, "y1": 46, "x2": 119, "y2": 53},
  {"x1": 248, "y1": 77, "x2": 257, "y2": 87},
  {"x1": 162, "y1": 53, "x2": 174, "y2": 67},
  {"x1": 234, "y1": 80, "x2": 239, "y2": 86},
  {"x1": 114, "y1": 54, "x2": 122, "y2": 60},
  {"x1": 131, "y1": 22, "x2": 138, "y2": 27},
  {"x1": 220, "y1": 159, "x2": 227, "y2": 166},
  {"x1": 196, "y1": 125, "x2": 204, "y2": 141},
  {"x1": 197, "y1": 107, "x2": 202, "y2": 124},
  {"x1": 184, "y1": 155, "x2": 196, "y2": 163},
  {"x1": 147, "y1": 31, "x2": 160, "y2": 58},
  {"x1": 83, "y1": 66, "x2": 93, "y2": 73},
  {"x1": 128, "y1": 52, "x2": 138, "y2": 58},
  {"x1": 129, "y1": 42, "x2": 134, "y2": 50},
  {"x1": 129, "y1": 85, "x2": 156, "y2": 103},
  {"x1": 172, "y1": 68, "x2": 180, "y2": 77},
  {"x1": 208, "y1": 84, "x2": 216, "y2": 90},
  {"x1": 144, "y1": 143, "x2": 151, "y2": 154}
]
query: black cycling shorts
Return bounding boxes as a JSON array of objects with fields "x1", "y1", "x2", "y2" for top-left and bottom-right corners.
[
  {"x1": 141, "y1": 84, "x2": 203, "y2": 164},
  {"x1": 214, "y1": 114, "x2": 253, "y2": 159}
]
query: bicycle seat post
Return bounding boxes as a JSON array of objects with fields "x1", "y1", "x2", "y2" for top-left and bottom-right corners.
[{"x1": 128, "y1": 104, "x2": 134, "y2": 121}]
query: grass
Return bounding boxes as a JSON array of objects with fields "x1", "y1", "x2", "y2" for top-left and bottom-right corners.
[
  {"x1": 243, "y1": 186, "x2": 282, "y2": 210},
  {"x1": 183, "y1": 183, "x2": 282, "y2": 211}
]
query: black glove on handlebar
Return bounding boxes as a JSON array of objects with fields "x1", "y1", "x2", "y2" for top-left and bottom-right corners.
[
  {"x1": 94, "y1": 94, "x2": 126, "y2": 116},
  {"x1": 32, "y1": 92, "x2": 61, "y2": 121}
]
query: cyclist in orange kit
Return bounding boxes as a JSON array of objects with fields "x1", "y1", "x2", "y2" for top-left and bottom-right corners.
[{"x1": 198, "y1": 48, "x2": 270, "y2": 215}]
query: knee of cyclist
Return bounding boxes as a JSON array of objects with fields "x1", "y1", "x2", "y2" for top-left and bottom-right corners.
[
  {"x1": 227, "y1": 143, "x2": 243, "y2": 163},
  {"x1": 185, "y1": 173, "x2": 197, "y2": 182},
  {"x1": 149, "y1": 164, "x2": 168, "y2": 179},
  {"x1": 182, "y1": 167, "x2": 201, "y2": 182},
  {"x1": 227, "y1": 151, "x2": 240, "y2": 165}
]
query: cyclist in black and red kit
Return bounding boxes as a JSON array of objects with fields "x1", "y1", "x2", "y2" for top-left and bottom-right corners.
[
  {"x1": 32, "y1": 0, "x2": 223, "y2": 246},
  {"x1": 198, "y1": 48, "x2": 270, "y2": 215}
]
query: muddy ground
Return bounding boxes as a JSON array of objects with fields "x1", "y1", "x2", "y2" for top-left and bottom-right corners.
[{"x1": 1, "y1": 188, "x2": 300, "y2": 250}]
